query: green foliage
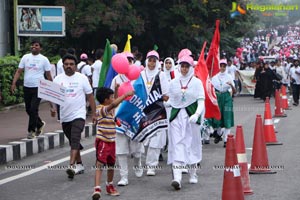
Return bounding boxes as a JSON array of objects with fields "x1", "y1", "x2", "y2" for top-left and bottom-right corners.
[
  {"x1": 0, "y1": 56, "x2": 23, "y2": 106},
  {"x1": 15, "y1": 0, "x2": 259, "y2": 59}
]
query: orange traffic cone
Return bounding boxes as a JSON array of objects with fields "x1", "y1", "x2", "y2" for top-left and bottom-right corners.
[
  {"x1": 264, "y1": 99, "x2": 283, "y2": 145},
  {"x1": 222, "y1": 134, "x2": 244, "y2": 200},
  {"x1": 235, "y1": 125, "x2": 253, "y2": 195},
  {"x1": 281, "y1": 85, "x2": 291, "y2": 110},
  {"x1": 274, "y1": 89, "x2": 287, "y2": 118},
  {"x1": 249, "y1": 115, "x2": 276, "y2": 174}
]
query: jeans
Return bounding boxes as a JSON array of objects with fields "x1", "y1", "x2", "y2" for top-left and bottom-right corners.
[{"x1": 23, "y1": 87, "x2": 43, "y2": 133}]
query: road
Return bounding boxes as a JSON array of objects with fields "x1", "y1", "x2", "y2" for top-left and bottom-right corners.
[{"x1": 0, "y1": 96, "x2": 300, "y2": 200}]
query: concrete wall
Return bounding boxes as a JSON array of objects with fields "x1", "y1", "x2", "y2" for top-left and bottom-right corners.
[{"x1": 0, "y1": 0, "x2": 11, "y2": 57}]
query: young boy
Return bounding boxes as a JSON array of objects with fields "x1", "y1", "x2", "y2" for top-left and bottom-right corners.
[{"x1": 92, "y1": 87, "x2": 134, "y2": 199}]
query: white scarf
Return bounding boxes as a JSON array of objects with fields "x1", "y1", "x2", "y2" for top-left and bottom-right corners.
[{"x1": 169, "y1": 65, "x2": 203, "y2": 108}]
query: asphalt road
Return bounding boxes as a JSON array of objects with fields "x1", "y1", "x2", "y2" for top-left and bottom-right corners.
[{"x1": 0, "y1": 96, "x2": 300, "y2": 200}]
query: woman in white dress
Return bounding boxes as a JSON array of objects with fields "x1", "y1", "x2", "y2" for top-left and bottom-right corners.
[{"x1": 167, "y1": 55, "x2": 205, "y2": 190}]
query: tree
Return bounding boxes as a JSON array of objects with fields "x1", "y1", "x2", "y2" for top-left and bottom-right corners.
[{"x1": 15, "y1": 0, "x2": 259, "y2": 59}]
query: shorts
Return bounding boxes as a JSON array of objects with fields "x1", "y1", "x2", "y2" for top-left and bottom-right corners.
[
  {"x1": 95, "y1": 138, "x2": 116, "y2": 166},
  {"x1": 62, "y1": 118, "x2": 85, "y2": 150}
]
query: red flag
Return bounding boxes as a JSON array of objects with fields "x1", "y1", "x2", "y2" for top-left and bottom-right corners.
[
  {"x1": 195, "y1": 41, "x2": 221, "y2": 120},
  {"x1": 206, "y1": 19, "x2": 220, "y2": 77}
]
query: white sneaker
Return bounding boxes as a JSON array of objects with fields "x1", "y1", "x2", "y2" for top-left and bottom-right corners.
[
  {"x1": 189, "y1": 174, "x2": 198, "y2": 184},
  {"x1": 117, "y1": 177, "x2": 128, "y2": 186},
  {"x1": 74, "y1": 164, "x2": 84, "y2": 174},
  {"x1": 66, "y1": 166, "x2": 75, "y2": 179},
  {"x1": 146, "y1": 169, "x2": 156, "y2": 176},
  {"x1": 182, "y1": 168, "x2": 188, "y2": 174},
  {"x1": 171, "y1": 180, "x2": 181, "y2": 190},
  {"x1": 134, "y1": 167, "x2": 143, "y2": 177}
]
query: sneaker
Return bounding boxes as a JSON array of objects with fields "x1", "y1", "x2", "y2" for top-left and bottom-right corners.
[
  {"x1": 214, "y1": 134, "x2": 222, "y2": 144},
  {"x1": 66, "y1": 166, "x2": 75, "y2": 179},
  {"x1": 106, "y1": 184, "x2": 120, "y2": 196},
  {"x1": 204, "y1": 140, "x2": 210, "y2": 144},
  {"x1": 74, "y1": 164, "x2": 84, "y2": 174},
  {"x1": 134, "y1": 167, "x2": 143, "y2": 178},
  {"x1": 182, "y1": 168, "x2": 188, "y2": 174},
  {"x1": 223, "y1": 142, "x2": 227, "y2": 148},
  {"x1": 92, "y1": 187, "x2": 101, "y2": 200},
  {"x1": 171, "y1": 180, "x2": 181, "y2": 190},
  {"x1": 36, "y1": 121, "x2": 46, "y2": 136},
  {"x1": 27, "y1": 131, "x2": 35, "y2": 139},
  {"x1": 146, "y1": 169, "x2": 156, "y2": 176},
  {"x1": 117, "y1": 177, "x2": 128, "y2": 186},
  {"x1": 189, "y1": 174, "x2": 198, "y2": 184}
]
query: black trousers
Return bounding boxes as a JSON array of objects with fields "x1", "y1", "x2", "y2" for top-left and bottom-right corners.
[
  {"x1": 292, "y1": 83, "x2": 300, "y2": 104},
  {"x1": 23, "y1": 87, "x2": 43, "y2": 133}
]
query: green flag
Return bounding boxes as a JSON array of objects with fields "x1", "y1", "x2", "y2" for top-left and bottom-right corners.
[{"x1": 98, "y1": 39, "x2": 113, "y2": 87}]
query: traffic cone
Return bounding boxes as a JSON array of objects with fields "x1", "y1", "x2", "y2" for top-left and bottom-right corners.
[
  {"x1": 264, "y1": 99, "x2": 283, "y2": 146},
  {"x1": 222, "y1": 134, "x2": 244, "y2": 200},
  {"x1": 235, "y1": 125, "x2": 253, "y2": 195},
  {"x1": 274, "y1": 89, "x2": 287, "y2": 118},
  {"x1": 249, "y1": 115, "x2": 276, "y2": 174},
  {"x1": 281, "y1": 85, "x2": 291, "y2": 110}
]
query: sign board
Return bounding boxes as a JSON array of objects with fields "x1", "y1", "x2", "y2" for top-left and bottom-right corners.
[
  {"x1": 17, "y1": 5, "x2": 65, "y2": 37},
  {"x1": 38, "y1": 79, "x2": 66, "y2": 105}
]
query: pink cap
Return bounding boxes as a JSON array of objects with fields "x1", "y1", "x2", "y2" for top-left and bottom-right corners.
[
  {"x1": 80, "y1": 53, "x2": 88, "y2": 60},
  {"x1": 178, "y1": 48, "x2": 192, "y2": 59},
  {"x1": 179, "y1": 55, "x2": 194, "y2": 66},
  {"x1": 146, "y1": 50, "x2": 159, "y2": 60},
  {"x1": 220, "y1": 59, "x2": 227, "y2": 65}
]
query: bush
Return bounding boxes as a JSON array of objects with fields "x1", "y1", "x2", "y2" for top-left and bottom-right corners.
[{"x1": 0, "y1": 56, "x2": 23, "y2": 106}]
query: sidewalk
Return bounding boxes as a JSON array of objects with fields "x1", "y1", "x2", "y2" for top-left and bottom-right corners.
[{"x1": 0, "y1": 102, "x2": 95, "y2": 164}]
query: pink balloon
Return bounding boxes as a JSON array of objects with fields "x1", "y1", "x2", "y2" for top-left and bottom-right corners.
[
  {"x1": 125, "y1": 65, "x2": 141, "y2": 80},
  {"x1": 111, "y1": 53, "x2": 130, "y2": 74},
  {"x1": 118, "y1": 81, "x2": 133, "y2": 101}
]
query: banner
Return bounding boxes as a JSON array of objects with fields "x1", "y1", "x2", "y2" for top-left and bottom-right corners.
[
  {"x1": 237, "y1": 70, "x2": 256, "y2": 95},
  {"x1": 133, "y1": 73, "x2": 168, "y2": 142},
  {"x1": 38, "y1": 79, "x2": 66, "y2": 105},
  {"x1": 116, "y1": 74, "x2": 168, "y2": 142},
  {"x1": 115, "y1": 76, "x2": 147, "y2": 137},
  {"x1": 17, "y1": 6, "x2": 65, "y2": 37}
]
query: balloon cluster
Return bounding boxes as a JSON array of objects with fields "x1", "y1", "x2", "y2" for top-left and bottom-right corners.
[{"x1": 111, "y1": 53, "x2": 142, "y2": 100}]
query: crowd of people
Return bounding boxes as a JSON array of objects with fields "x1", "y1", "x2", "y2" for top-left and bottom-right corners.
[{"x1": 10, "y1": 24, "x2": 300, "y2": 199}]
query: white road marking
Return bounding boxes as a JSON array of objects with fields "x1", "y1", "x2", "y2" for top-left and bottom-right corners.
[
  {"x1": 0, "y1": 147, "x2": 95, "y2": 186},
  {"x1": 273, "y1": 119, "x2": 280, "y2": 124}
]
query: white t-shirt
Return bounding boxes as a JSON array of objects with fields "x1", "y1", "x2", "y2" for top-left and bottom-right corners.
[
  {"x1": 77, "y1": 61, "x2": 92, "y2": 77},
  {"x1": 226, "y1": 64, "x2": 238, "y2": 80},
  {"x1": 92, "y1": 60, "x2": 102, "y2": 88},
  {"x1": 292, "y1": 67, "x2": 300, "y2": 84},
  {"x1": 54, "y1": 72, "x2": 93, "y2": 122},
  {"x1": 56, "y1": 58, "x2": 64, "y2": 75},
  {"x1": 18, "y1": 53, "x2": 52, "y2": 87}
]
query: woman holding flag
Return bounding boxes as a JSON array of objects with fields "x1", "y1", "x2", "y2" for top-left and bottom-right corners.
[
  {"x1": 141, "y1": 50, "x2": 169, "y2": 176},
  {"x1": 166, "y1": 55, "x2": 205, "y2": 190}
]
